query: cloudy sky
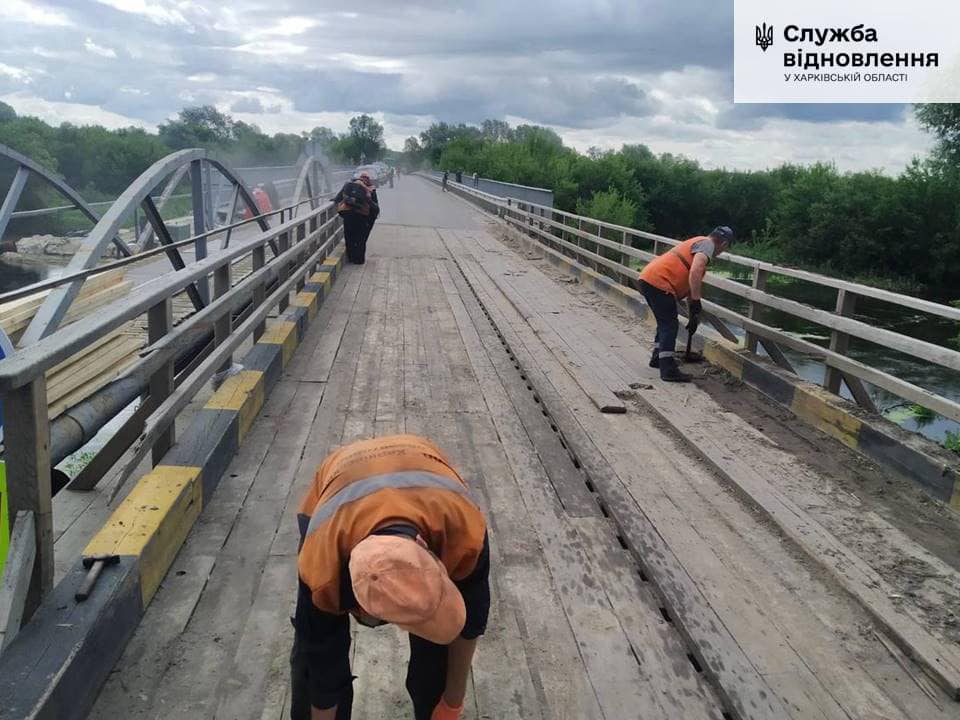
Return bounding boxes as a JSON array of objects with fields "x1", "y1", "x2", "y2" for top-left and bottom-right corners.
[{"x1": 0, "y1": 0, "x2": 933, "y2": 172}]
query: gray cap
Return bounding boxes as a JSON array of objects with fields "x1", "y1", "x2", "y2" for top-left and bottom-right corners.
[{"x1": 711, "y1": 226, "x2": 734, "y2": 244}]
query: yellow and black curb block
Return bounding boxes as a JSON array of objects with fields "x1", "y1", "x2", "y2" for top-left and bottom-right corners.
[
  {"x1": 0, "y1": 244, "x2": 346, "y2": 720},
  {"x1": 508, "y1": 226, "x2": 960, "y2": 511}
]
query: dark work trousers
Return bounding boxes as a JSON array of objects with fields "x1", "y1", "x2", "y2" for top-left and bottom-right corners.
[
  {"x1": 640, "y1": 280, "x2": 679, "y2": 359},
  {"x1": 342, "y1": 213, "x2": 368, "y2": 264},
  {"x1": 290, "y1": 633, "x2": 354, "y2": 720},
  {"x1": 289, "y1": 630, "x2": 448, "y2": 720}
]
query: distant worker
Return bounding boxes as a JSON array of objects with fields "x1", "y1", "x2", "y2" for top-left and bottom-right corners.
[
  {"x1": 472, "y1": 172, "x2": 478, "y2": 188},
  {"x1": 638, "y1": 226, "x2": 734, "y2": 383},
  {"x1": 291, "y1": 434, "x2": 490, "y2": 720},
  {"x1": 388, "y1": 167, "x2": 395, "y2": 189},
  {"x1": 242, "y1": 184, "x2": 273, "y2": 221},
  {"x1": 335, "y1": 171, "x2": 380, "y2": 264},
  {"x1": 442, "y1": 170, "x2": 449, "y2": 192}
]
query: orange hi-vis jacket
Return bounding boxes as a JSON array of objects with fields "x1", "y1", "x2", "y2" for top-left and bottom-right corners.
[
  {"x1": 297, "y1": 435, "x2": 486, "y2": 614},
  {"x1": 639, "y1": 236, "x2": 708, "y2": 299}
]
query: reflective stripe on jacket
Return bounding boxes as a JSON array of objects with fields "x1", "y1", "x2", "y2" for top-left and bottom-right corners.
[{"x1": 297, "y1": 434, "x2": 486, "y2": 614}]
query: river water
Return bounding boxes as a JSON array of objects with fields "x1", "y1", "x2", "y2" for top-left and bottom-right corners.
[{"x1": 0, "y1": 258, "x2": 56, "y2": 294}]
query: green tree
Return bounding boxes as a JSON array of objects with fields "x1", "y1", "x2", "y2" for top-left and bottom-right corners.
[
  {"x1": 915, "y1": 104, "x2": 960, "y2": 161},
  {"x1": 335, "y1": 114, "x2": 385, "y2": 164},
  {"x1": 0, "y1": 101, "x2": 16, "y2": 123},
  {"x1": 158, "y1": 105, "x2": 236, "y2": 150}
]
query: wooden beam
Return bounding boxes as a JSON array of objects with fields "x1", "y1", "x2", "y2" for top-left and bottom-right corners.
[
  {"x1": 0, "y1": 511, "x2": 36, "y2": 651},
  {"x1": 4, "y1": 379, "x2": 52, "y2": 619}
]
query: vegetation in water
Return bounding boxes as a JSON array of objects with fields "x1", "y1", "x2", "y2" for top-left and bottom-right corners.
[
  {"x1": 944, "y1": 431, "x2": 960, "y2": 454},
  {"x1": 908, "y1": 404, "x2": 937, "y2": 427}
]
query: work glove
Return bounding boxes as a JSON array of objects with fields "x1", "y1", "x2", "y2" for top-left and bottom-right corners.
[{"x1": 431, "y1": 697, "x2": 464, "y2": 720}]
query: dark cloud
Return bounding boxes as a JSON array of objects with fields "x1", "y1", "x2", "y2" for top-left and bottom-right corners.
[
  {"x1": 0, "y1": 0, "x2": 922, "y2": 164},
  {"x1": 717, "y1": 103, "x2": 908, "y2": 130}
]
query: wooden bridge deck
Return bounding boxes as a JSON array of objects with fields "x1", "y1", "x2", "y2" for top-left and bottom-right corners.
[{"x1": 77, "y1": 177, "x2": 960, "y2": 720}]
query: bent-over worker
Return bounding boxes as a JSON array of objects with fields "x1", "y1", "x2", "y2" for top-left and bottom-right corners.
[
  {"x1": 291, "y1": 434, "x2": 490, "y2": 720},
  {"x1": 334, "y1": 171, "x2": 379, "y2": 264},
  {"x1": 638, "y1": 225, "x2": 734, "y2": 383}
]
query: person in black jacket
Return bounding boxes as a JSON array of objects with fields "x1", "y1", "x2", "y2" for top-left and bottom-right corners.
[{"x1": 335, "y1": 171, "x2": 380, "y2": 264}]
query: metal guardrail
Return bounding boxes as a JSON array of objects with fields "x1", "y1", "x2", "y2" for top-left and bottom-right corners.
[
  {"x1": 0, "y1": 194, "x2": 342, "y2": 617},
  {"x1": 425, "y1": 174, "x2": 960, "y2": 426}
]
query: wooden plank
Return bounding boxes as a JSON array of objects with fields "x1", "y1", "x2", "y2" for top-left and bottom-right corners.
[
  {"x1": 4, "y1": 378, "x2": 53, "y2": 618},
  {"x1": 461, "y1": 226, "x2": 959, "y2": 717},
  {"x1": 440, "y1": 257, "x2": 734, "y2": 720},
  {"x1": 213, "y1": 555, "x2": 298, "y2": 720},
  {"x1": 437, "y1": 264, "x2": 702, "y2": 720},
  {"x1": 635, "y1": 382, "x2": 960, "y2": 699},
  {"x1": 415, "y1": 411, "x2": 548, "y2": 720},
  {"x1": 0, "y1": 511, "x2": 36, "y2": 651},
  {"x1": 435, "y1": 261, "x2": 599, "y2": 518},
  {"x1": 283, "y1": 258, "x2": 362, "y2": 383},
  {"x1": 375, "y1": 259, "x2": 404, "y2": 428},
  {"x1": 444, "y1": 238, "x2": 792, "y2": 720}
]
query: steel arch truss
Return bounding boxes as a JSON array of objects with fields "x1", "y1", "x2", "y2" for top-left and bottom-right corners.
[
  {"x1": 291, "y1": 155, "x2": 335, "y2": 216},
  {"x1": 0, "y1": 143, "x2": 130, "y2": 257},
  {"x1": 19, "y1": 149, "x2": 272, "y2": 346}
]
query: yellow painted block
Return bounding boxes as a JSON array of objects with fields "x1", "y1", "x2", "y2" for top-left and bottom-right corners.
[
  {"x1": 205, "y1": 370, "x2": 265, "y2": 442},
  {"x1": 704, "y1": 342, "x2": 744, "y2": 379},
  {"x1": 291, "y1": 291, "x2": 319, "y2": 320},
  {"x1": 791, "y1": 385, "x2": 862, "y2": 449},
  {"x1": 258, "y1": 320, "x2": 298, "y2": 366},
  {"x1": 309, "y1": 271, "x2": 332, "y2": 294},
  {"x1": 84, "y1": 465, "x2": 202, "y2": 606},
  {"x1": 324, "y1": 253, "x2": 343, "y2": 271}
]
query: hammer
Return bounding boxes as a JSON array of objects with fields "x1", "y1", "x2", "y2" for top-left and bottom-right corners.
[{"x1": 75, "y1": 554, "x2": 120, "y2": 602}]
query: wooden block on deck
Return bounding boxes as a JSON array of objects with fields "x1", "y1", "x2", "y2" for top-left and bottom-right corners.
[
  {"x1": 258, "y1": 320, "x2": 299, "y2": 367},
  {"x1": 205, "y1": 370, "x2": 266, "y2": 444},
  {"x1": 84, "y1": 465, "x2": 203, "y2": 606}
]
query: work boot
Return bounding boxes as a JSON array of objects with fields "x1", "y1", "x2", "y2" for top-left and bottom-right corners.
[
  {"x1": 648, "y1": 348, "x2": 659, "y2": 369},
  {"x1": 659, "y1": 356, "x2": 691, "y2": 383}
]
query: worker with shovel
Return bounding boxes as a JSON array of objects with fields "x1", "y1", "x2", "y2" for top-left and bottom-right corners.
[
  {"x1": 291, "y1": 435, "x2": 490, "y2": 720},
  {"x1": 638, "y1": 226, "x2": 734, "y2": 383}
]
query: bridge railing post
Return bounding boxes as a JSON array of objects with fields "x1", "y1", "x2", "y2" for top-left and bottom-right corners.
[
  {"x1": 824, "y1": 289, "x2": 854, "y2": 395},
  {"x1": 4, "y1": 377, "x2": 53, "y2": 621},
  {"x1": 213, "y1": 262, "x2": 232, "y2": 374},
  {"x1": 745, "y1": 267, "x2": 768, "y2": 353},
  {"x1": 621, "y1": 229, "x2": 629, "y2": 281},
  {"x1": 278, "y1": 231, "x2": 291, "y2": 313},
  {"x1": 295, "y1": 223, "x2": 307, "y2": 293},
  {"x1": 252, "y1": 244, "x2": 267, "y2": 341},
  {"x1": 148, "y1": 298, "x2": 175, "y2": 463}
]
